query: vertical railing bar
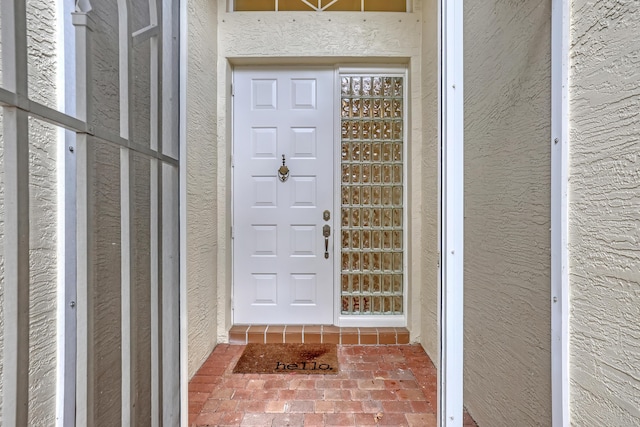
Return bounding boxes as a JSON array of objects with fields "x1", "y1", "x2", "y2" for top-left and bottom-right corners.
[
  {"x1": 150, "y1": 0, "x2": 162, "y2": 425},
  {"x1": 2, "y1": 0, "x2": 29, "y2": 425},
  {"x1": 57, "y1": 0, "x2": 79, "y2": 424},
  {"x1": 120, "y1": 147, "x2": 135, "y2": 427},
  {"x1": 118, "y1": 0, "x2": 136, "y2": 424},
  {"x1": 162, "y1": 0, "x2": 179, "y2": 159},
  {"x1": 156, "y1": 161, "x2": 165, "y2": 427},
  {"x1": 59, "y1": 126, "x2": 78, "y2": 427},
  {"x1": 150, "y1": 157, "x2": 161, "y2": 427},
  {"x1": 72, "y1": 8, "x2": 95, "y2": 425},
  {"x1": 161, "y1": 0, "x2": 173, "y2": 426},
  {"x1": 75, "y1": 132, "x2": 94, "y2": 427},
  {"x1": 150, "y1": 0, "x2": 159, "y2": 153},
  {"x1": 551, "y1": 0, "x2": 570, "y2": 424},
  {"x1": 61, "y1": 125, "x2": 79, "y2": 427},
  {"x1": 2, "y1": 107, "x2": 30, "y2": 427},
  {"x1": 1, "y1": 0, "x2": 28, "y2": 94},
  {"x1": 161, "y1": 0, "x2": 181, "y2": 422},
  {"x1": 178, "y1": 0, "x2": 189, "y2": 421},
  {"x1": 440, "y1": 0, "x2": 465, "y2": 424},
  {"x1": 119, "y1": 2, "x2": 130, "y2": 141},
  {"x1": 161, "y1": 165, "x2": 180, "y2": 425}
]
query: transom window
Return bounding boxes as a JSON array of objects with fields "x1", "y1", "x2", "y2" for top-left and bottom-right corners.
[{"x1": 233, "y1": 0, "x2": 408, "y2": 12}]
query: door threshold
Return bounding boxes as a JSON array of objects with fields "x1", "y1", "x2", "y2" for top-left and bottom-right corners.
[{"x1": 229, "y1": 325, "x2": 410, "y2": 345}]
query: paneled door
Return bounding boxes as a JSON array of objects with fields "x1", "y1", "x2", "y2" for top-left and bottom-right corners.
[{"x1": 233, "y1": 68, "x2": 335, "y2": 324}]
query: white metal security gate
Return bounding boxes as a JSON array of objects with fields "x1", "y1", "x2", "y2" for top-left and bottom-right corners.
[{"x1": 0, "y1": 0, "x2": 181, "y2": 425}]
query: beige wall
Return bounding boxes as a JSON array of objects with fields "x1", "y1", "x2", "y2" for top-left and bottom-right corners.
[
  {"x1": 569, "y1": 1, "x2": 640, "y2": 424},
  {"x1": 420, "y1": 0, "x2": 440, "y2": 363},
  {"x1": 463, "y1": 1, "x2": 552, "y2": 425},
  {"x1": 186, "y1": 0, "x2": 220, "y2": 378}
]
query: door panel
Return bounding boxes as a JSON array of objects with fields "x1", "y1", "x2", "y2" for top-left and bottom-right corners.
[{"x1": 233, "y1": 68, "x2": 335, "y2": 324}]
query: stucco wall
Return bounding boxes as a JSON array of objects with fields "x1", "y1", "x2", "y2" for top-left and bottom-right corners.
[
  {"x1": 215, "y1": 4, "x2": 428, "y2": 343},
  {"x1": 569, "y1": 1, "x2": 640, "y2": 424},
  {"x1": 463, "y1": 1, "x2": 552, "y2": 425},
  {"x1": 186, "y1": 0, "x2": 220, "y2": 378},
  {"x1": 420, "y1": 0, "x2": 440, "y2": 363},
  {"x1": 27, "y1": 118, "x2": 59, "y2": 427}
]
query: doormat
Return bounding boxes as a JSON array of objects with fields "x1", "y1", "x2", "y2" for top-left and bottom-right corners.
[{"x1": 233, "y1": 343, "x2": 338, "y2": 375}]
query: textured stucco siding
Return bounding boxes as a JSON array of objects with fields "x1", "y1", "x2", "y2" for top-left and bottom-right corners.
[
  {"x1": 27, "y1": 119, "x2": 59, "y2": 427},
  {"x1": 569, "y1": 1, "x2": 640, "y2": 425},
  {"x1": 420, "y1": 0, "x2": 440, "y2": 364},
  {"x1": 463, "y1": 1, "x2": 552, "y2": 425},
  {"x1": 26, "y1": 6, "x2": 59, "y2": 423},
  {"x1": 218, "y1": 11, "x2": 423, "y2": 60},
  {"x1": 187, "y1": 0, "x2": 220, "y2": 379},
  {"x1": 215, "y1": 3, "x2": 429, "y2": 343}
]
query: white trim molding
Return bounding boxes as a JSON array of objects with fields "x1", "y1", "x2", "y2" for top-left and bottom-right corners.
[
  {"x1": 551, "y1": 0, "x2": 570, "y2": 425},
  {"x1": 179, "y1": 0, "x2": 189, "y2": 425},
  {"x1": 439, "y1": 0, "x2": 465, "y2": 425}
]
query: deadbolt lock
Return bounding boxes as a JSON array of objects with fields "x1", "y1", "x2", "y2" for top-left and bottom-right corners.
[{"x1": 323, "y1": 210, "x2": 330, "y2": 221}]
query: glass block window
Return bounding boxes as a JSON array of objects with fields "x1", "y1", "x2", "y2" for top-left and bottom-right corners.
[
  {"x1": 340, "y1": 75, "x2": 404, "y2": 315},
  {"x1": 234, "y1": 0, "x2": 407, "y2": 12}
]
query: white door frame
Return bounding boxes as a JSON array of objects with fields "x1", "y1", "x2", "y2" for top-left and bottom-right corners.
[
  {"x1": 551, "y1": 0, "x2": 570, "y2": 425},
  {"x1": 439, "y1": 0, "x2": 465, "y2": 426},
  {"x1": 437, "y1": 0, "x2": 570, "y2": 425}
]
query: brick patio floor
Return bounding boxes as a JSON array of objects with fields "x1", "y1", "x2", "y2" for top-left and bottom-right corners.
[{"x1": 189, "y1": 344, "x2": 477, "y2": 427}]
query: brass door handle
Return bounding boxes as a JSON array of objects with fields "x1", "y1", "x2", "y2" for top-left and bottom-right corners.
[{"x1": 323, "y1": 225, "x2": 331, "y2": 259}]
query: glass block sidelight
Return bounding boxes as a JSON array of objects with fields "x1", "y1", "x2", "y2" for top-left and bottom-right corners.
[{"x1": 340, "y1": 75, "x2": 404, "y2": 316}]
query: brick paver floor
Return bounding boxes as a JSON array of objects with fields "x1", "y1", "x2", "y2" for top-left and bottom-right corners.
[{"x1": 189, "y1": 344, "x2": 477, "y2": 427}]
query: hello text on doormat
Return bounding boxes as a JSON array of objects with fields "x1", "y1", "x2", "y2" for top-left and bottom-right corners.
[{"x1": 233, "y1": 343, "x2": 339, "y2": 375}]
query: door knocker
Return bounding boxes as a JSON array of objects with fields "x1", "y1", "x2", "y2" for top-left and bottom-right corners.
[{"x1": 278, "y1": 154, "x2": 290, "y2": 182}]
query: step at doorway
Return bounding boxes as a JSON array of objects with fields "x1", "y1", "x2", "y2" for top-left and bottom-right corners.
[{"x1": 229, "y1": 325, "x2": 410, "y2": 345}]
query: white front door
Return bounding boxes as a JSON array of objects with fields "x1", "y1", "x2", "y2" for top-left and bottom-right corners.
[{"x1": 233, "y1": 68, "x2": 335, "y2": 324}]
